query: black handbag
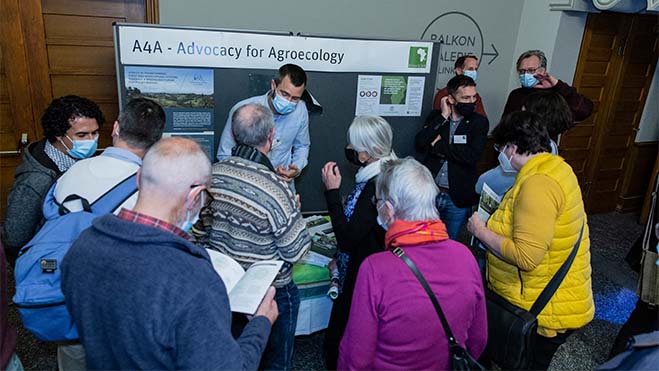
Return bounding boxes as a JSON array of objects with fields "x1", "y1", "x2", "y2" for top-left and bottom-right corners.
[
  {"x1": 484, "y1": 222, "x2": 585, "y2": 370},
  {"x1": 392, "y1": 247, "x2": 486, "y2": 371}
]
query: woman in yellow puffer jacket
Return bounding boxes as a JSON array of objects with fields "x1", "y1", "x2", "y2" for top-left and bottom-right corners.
[{"x1": 467, "y1": 111, "x2": 594, "y2": 370}]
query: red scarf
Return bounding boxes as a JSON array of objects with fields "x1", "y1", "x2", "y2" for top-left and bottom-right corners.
[{"x1": 384, "y1": 219, "x2": 449, "y2": 249}]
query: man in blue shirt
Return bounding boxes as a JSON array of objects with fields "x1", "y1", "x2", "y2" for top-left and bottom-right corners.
[{"x1": 217, "y1": 64, "x2": 310, "y2": 184}]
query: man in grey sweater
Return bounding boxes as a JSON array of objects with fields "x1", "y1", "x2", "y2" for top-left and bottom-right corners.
[{"x1": 2, "y1": 95, "x2": 104, "y2": 264}]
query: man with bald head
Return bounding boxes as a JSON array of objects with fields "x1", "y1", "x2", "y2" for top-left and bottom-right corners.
[
  {"x1": 61, "y1": 138, "x2": 278, "y2": 370},
  {"x1": 195, "y1": 103, "x2": 311, "y2": 370}
]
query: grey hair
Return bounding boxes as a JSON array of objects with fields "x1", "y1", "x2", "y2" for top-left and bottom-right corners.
[
  {"x1": 376, "y1": 157, "x2": 440, "y2": 221},
  {"x1": 348, "y1": 115, "x2": 397, "y2": 159},
  {"x1": 140, "y1": 137, "x2": 211, "y2": 196},
  {"x1": 516, "y1": 50, "x2": 547, "y2": 70},
  {"x1": 231, "y1": 103, "x2": 274, "y2": 147}
]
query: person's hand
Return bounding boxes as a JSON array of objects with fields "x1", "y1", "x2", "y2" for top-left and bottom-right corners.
[
  {"x1": 321, "y1": 161, "x2": 342, "y2": 190},
  {"x1": 275, "y1": 164, "x2": 300, "y2": 182},
  {"x1": 431, "y1": 133, "x2": 442, "y2": 146},
  {"x1": 439, "y1": 95, "x2": 452, "y2": 120},
  {"x1": 533, "y1": 71, "x2": 558, "y2": 89},
  {"x1": 328, "y1": 258, "x2": 337, "y2": 272},
  {"x1": 254, "y1": 286, "x2": 278, "y2": 325},
  {"x1": 467, "y1": 212, "x2": 487, "y2": 237}
]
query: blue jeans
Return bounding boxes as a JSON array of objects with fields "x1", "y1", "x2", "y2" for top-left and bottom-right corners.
[
  {"x1": 5, "y1": 353, "x2": 24, "y2": 371},
  {"x1": 436, "y1": 191, "x2": 470, "y2": 240},
  {"x1": 261, "y1": 281, "x2": 300, "y2": 371}
]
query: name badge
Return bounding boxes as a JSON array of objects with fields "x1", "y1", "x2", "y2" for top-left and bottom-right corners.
[{"x1": 453, "y1": 135, "x2": 467, "y2": 144}]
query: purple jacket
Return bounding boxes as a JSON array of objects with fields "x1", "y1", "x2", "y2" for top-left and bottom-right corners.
[{"x1": 338, "y1": 239, "x2": 487, "y2": 370}]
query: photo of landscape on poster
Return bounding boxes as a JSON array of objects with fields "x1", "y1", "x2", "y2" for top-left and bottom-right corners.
[
  {"x1": 124, "y1": 66, "x2": 214, "y2": 132},
  {"x1": 355, "y1": 75, "x2": 424, "y2": 117}
]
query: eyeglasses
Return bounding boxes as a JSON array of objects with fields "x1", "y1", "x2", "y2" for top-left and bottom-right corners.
[
  {"x1": 517, "y1": 67, "x2": 541, "y2": 75},
  {"x1": 371, "y1": 196, "x2": 386, "y2": 208},
  {"x1": 493, "y1": 144, "x2": 506, "y2": 152}
]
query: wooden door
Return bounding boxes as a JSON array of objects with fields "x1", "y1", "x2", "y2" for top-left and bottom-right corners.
[
  {"x1": 0, "y1": 0, "x2": 157, "y2": 222},
  {"x1": 566, "y1": 13, "x2": 658, "y2": 213}
]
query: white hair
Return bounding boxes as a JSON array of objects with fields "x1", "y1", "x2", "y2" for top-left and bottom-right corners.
[
  {"x1": 348, "y1": 115, "x2": 396, "y2": 159},
  {"x1": 376, "y1": 157, "x2": 440, "y2": 221},
  {"x1": 140, "y1": 137, "x2": 211, "y2": 197}
]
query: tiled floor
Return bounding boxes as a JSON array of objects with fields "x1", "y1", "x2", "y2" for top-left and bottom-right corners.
[{"x1": 5, "y1": 212, "x2": 646, "y2": 370}]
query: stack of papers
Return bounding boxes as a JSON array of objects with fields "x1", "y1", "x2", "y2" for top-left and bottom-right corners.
[{"x1": 300, "y1": 215, "x2": 337, "y2": 267}]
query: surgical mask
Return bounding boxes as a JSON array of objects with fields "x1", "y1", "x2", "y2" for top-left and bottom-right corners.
[
  {"x1": 376, "y1": 202, "x2": 390, "y2": 231},
  {"x1": 345, "y1": 147, "x2": 367, "y2": 167},
  {"x1": 377, "y1": 214, "x2": 389, "y2": 231},
  {"x1": 463, "y1": 70, "x2": 477, "y2": 82},
  {"x1": 498, "y1": 146, "x2": 517, "y2": 173},
  {"x1": 180, "y1": 189, "x2": 204, "y2": 232},
  {"x1": 61, "y1": 135, "x2": 98, "y2": 159},
  {"x1": 179, "y1": 210, "x2": 200, "y2": 233},
  {"x1": 272, "y1": 91, "x2": 297, "y2": 115},
  {"x1": 455, "y1": 102, "x2": 476, "y2": 117},
  {"x1": 519, "y1": 73, "x2": 538, "y2": 88}
]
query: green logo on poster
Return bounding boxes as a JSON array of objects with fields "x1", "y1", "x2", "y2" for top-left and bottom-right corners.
[{"x1": 408, "y1": 47, "x2": 429, "y2": 68}]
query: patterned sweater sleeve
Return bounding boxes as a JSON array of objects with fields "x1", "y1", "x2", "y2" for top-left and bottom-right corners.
[{"x1": 274, "y1": 190, "x2": 311, "y2": 263}]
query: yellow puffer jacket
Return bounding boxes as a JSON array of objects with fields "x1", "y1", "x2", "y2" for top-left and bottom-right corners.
[{"x1": 487, "y1": 154, "x2": 594, "y2": 337}]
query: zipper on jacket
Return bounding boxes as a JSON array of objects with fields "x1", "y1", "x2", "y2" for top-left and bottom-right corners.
[{"x1": 518, "y1": 268, "x2": 524, "y2": 295}]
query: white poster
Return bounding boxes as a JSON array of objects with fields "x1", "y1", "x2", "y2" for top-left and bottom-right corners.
[
  {"x1": 355, "y1": 75, "x2": 425, "y2": 117},
  {"x1": 117, "y1": 25, "x2": 433, "y2": 73}
]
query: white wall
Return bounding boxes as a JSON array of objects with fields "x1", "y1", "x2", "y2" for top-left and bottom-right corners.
[
  {"x1": 157, "y1": 1, "x2": 611, "y2": 130},
  {"x1": 636, "y1": 62, "x2": 659, "y2": 142}
]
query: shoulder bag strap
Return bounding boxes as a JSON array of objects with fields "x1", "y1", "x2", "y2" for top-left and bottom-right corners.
[
  {"x1": 90, "y1": 172, "x2": 139, "y2": 214},
  {"x1": 529, "y1": 221, "x2": 585, "y2": 316},
  {"x1": 391, "y1": 246, "x2": 458, "y2": 346}
]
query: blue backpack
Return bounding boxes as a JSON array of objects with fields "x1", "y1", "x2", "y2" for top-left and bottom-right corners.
[{"x1": 13, "y1": 173, "x2": 138, "y2": 341}]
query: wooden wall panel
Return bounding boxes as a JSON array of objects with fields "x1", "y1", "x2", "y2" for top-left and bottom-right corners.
[
  {"x1": 617, "y1": 142, "x2": 659, "y2": 212},
  {"x1": 0, "y1": 0, "x2": 151, "y2": 222}
]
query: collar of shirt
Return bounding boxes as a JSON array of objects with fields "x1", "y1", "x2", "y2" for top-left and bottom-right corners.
[
  {"x1": 100, "y1": 146, "x2": 142, "y2": 167},
  {"x1": 117, "y1": 208, "x2": 190, "y2": 240},
  {"x1": 44, "y1": 140, "x2": 77, "y2": 172}
]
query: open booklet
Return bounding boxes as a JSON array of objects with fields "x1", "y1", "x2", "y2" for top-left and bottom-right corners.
[
  {"x1": 471, "y1": 183, "x2": 503, "y2": 249},
  {"x1": 206, "y1": 249, "x2": 283, "y2": 315}
]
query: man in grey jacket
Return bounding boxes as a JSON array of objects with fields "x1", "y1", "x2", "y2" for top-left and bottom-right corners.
[{"x1": 2, "y1": 95, "x2": 104, "y2": 264}]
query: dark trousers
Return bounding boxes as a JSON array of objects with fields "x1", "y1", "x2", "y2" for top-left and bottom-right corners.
[
  {"x1": 323, "y1": 292, "x2": 351, "y2": 370},
  {"x1": 531, "y1": 330, "x2": 573, "y2": 370},
  {"x1": 232, "y1": 282, "x2": 300, "y2": 371},
  {"x1": 609, "y1": 300, "x2": 659, "y2": 358}
]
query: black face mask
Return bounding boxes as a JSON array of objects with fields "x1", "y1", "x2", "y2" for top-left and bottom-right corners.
[
  {"x1": 454, "y1": 102, "x2": 476, "y2": 117},
  {"x1": 345, "y1": 147, "x2": 367, "y2": 167}
]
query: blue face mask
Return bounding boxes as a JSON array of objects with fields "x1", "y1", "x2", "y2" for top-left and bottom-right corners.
[
  {"x1": 272, "y1": 91, "x2": 297, "y2": 115},
  {"x1": 519, "y1": 73, "x2": 538, "y2": 88},
  {"x1": 498, "y1": 146, "x2": 517, "y2": 173},
  {"x1": 463, "y1": 70, "x2": 477, "y2": 82},
  {"x1": 377, "y1": 214, "x2": 389, "y2": 231},
  {"x1": 62, "y1": 135, "x2": 98, "y2": 159},
  {"x1": 180, "y1": 211, "x2": 200, "y2": 233}
]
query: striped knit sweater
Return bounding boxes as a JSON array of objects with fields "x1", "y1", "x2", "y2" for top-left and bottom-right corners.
[{"x1": 195, "y1": 156, "x2": 311, "y2": 287}]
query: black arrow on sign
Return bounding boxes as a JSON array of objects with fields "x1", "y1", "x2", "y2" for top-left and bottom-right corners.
[{"x1": 483, "y1": 43, "x2": 499, "y2": 65}]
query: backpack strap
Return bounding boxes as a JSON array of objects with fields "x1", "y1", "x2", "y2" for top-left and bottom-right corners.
[
  {"x1": 58, "y1": 195, "x2": 92, "y2": 215},
  {"x1": 89, "y1": 172, "x2": 138, "y2": 215}
]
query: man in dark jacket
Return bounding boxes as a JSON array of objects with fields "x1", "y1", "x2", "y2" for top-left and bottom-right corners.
[
  {"x1": 3, "y1": 95, "x2": 104, "y2": 264},
  {"x1": 416, "y1": 75, "x2": 489, "y2": 240},
  {"x1": 61, "y1": 138, "x2": 278, "y2": 370},
  {"x1": 502, "y1": 50, "x2": 593, "y2": 121}
]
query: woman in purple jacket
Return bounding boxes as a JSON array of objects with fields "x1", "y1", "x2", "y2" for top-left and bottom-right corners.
[{"x1": 338, "y1": 158, "x2": 487, "y2": 370}]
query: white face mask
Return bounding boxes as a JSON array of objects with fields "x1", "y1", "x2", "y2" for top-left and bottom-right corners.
[
  {"x1": 498, "y1": 146, "x2": 517, "y2": 173},
  {"x1": 376, "y1": 201, "x2": 391, "y2": 231}
]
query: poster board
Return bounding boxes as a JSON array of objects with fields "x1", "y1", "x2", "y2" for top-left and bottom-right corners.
[{"x1": 114, "y1": 23, "x2": 442, "y2": 212}]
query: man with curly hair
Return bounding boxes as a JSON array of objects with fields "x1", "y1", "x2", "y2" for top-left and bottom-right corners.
[{"x1": 3, "y1": 95, "x2": 104, "y2": 265}]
